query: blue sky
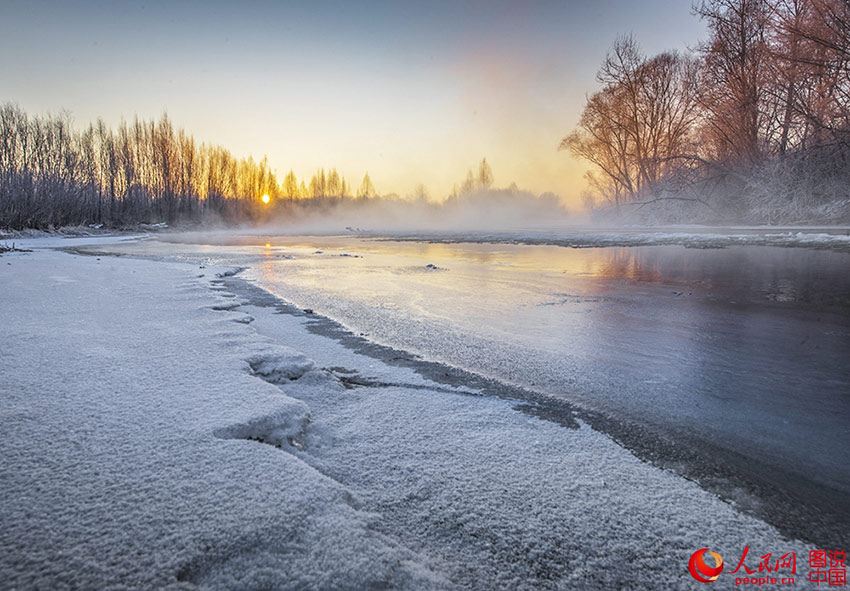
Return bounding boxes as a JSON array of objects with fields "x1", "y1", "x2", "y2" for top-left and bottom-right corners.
[{"x1": 1, "y1": 0, "x2": 707, "y2": 204}]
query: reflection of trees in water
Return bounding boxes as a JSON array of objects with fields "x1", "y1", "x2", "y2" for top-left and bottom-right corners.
[
  {"x1": 597, "y1": 248, "x2": 664, "y2": 283},
  {"x1": 593, "y1": 245, "x2": 849, "y2": 311}
]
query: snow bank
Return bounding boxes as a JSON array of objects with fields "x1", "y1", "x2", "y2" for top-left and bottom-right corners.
[{"x1": 0, "y1": 249, "x2": 444, "y2": 590}]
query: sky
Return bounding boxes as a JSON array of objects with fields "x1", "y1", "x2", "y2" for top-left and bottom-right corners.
[{"x1": 1, "y1": 0, "x2": 706, "y2": 207}]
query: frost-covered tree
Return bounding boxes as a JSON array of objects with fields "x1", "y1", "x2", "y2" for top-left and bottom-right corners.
[{"x1": 695, "y1": 0, "x2": 772, "y2": 164}]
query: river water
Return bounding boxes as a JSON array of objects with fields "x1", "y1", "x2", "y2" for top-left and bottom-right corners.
[{"x1": 107, "y1": 233, "x2": 850, "y2": 500}]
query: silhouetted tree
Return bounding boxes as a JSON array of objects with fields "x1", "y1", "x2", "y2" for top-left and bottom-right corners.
[
  {"x1": 356, "y1": 173, "x2": 376, "y2": 199},
  {"x1": 282, "y1": 169, "x2": 299, "y2": 200},
  {"x1": 477, "y1": 158, "x2": 494, "y2": 189}
]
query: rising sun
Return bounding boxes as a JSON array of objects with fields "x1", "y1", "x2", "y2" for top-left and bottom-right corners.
[{"x1": 261, "y1": 194, "x2": 270, "y2": 204}]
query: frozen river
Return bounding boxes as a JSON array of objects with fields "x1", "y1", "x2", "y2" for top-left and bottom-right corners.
[{"x1": 97, "y1": 231, "x2": 850, "y2": 541}]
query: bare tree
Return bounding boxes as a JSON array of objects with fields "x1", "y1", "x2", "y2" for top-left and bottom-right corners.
[
  {"x1": 357, "y1": 173, "x2": 376, "y2": 199},
  {"x1": 282, "y1": 169, "x2": 299, "y2": 200},
  {"x1": 410, "y1": 182, "x2": 430, "y2": 202},
  {"x1": 695, "y1": 0, "x2": 773, "y2": 164},
  {"x1": 459, "y1": 169, "x2": 476, "y2": 195},
  {"x1": 477, "y1": 158, "x2": 494, "y2": 189},
  {"x1": 326, "y1": 168, "x2": 342, "y2": 197},
  {"x1": 561, "y1": 37, "x2": 699, "y2": 205},
  {"x1": 775, "y1": 0, "x2": 850, "y2": 147},
  {"x1": 309, "y1": 169, "x2": 327, "y2": 199}
]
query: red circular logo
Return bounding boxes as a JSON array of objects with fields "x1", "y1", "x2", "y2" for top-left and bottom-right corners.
[{"x1": 689, "y1": 548, "x2": 724, "y2": 583}]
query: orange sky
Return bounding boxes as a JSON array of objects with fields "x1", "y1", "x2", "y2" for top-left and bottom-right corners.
[{"x1": 1, "y1": 1, "x2": 706, "y2": 208}]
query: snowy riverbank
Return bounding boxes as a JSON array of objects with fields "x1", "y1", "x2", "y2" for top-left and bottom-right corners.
[
  {"x1": 0, "y1": 241, "x2": 818, "y2": 590},
  {"x1": 376, "y1": 227, "x2": 850, "y2": 253}
]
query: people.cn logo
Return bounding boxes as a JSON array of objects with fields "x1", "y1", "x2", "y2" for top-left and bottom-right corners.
[{"x1": 689, "y1": 548, "x2": 725, "y2": 583}]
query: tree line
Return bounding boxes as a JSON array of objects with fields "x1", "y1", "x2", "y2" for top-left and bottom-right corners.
[
  {"x1": 562, "y1": 0, "x2": 850, "y2": 223},
  {"x1": 0, "y1": 103, "x2": 390, "y2": 229},
  {"x1": 0, "y1": 100, "x2": 563, "y2": 231}
]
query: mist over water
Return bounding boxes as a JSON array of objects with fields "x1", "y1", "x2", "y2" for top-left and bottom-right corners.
[{"x1": 244, "y1": 188, "x2": 577, "y2": 235}]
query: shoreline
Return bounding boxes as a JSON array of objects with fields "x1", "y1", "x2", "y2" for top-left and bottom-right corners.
[
  {"x1": 61, "y1": 233, "x2": 850, "y2": 547},
  {"x1": 6, "y1": 223, "x2": 850, "y2": 255},
  {"x1": 221, "y1": 272, "x2": 850, "y2": 551},
  {"x1": 0, "y1": 242, "x2": 839, "y2": 589}
]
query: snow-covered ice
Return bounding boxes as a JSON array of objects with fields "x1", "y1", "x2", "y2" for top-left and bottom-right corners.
[
  {"x1": 0, "y1": 240, "x2": 820, "y2": 589},
  {"x1": 0, "y1": 249, "x2": 444, "y2": 590},
  {"x1": 379, "y1": 227, "x2": 850, "y2": 252}
]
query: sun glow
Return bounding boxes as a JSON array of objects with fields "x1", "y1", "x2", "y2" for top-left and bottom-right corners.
[{"x1": 261, "y1": 194, "x2": 270, "y2": 204}]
